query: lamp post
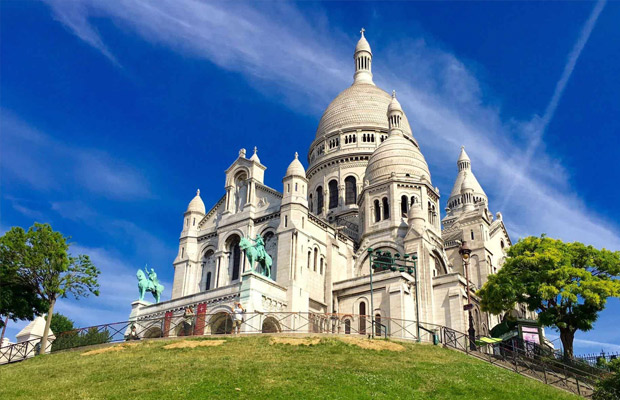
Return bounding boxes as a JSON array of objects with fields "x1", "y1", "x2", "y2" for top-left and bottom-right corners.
[{"x1": 459, "y1": 241, "x2": 476, "y2": 351}]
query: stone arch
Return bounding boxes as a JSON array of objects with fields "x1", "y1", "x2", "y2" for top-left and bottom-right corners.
[
  {"x1": 261, "y1": 229, "x2": 278, "y2": 279},
  {"x1": 261, "y1": 316, "x2": 281, "y2": 333},
  {"x1": 142, "y1": 325, "x2": 163, "y2": 339},
  {"x1": 225, "y1": 234, "x2": 243, "y2": 282},
  {"x1": 357, "y1": 242, "x2": 403, "y2": 276},
  {"x1": 201, "y1": 248, "x2": 217, "y2": 291},
  {"x1": 209, "y1": 311, "x2": 234, "y2": 335}
]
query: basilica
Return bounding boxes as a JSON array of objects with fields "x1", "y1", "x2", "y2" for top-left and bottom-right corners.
[{"x1": 128, "y1": 31, "x2": 521, "y2": 339}]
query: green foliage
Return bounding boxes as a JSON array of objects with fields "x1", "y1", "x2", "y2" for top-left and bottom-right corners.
[
  {"x1": 47, "y1": 313, "x2": 75, "y2": 335},
  {"x1": 593, "y1": 365, "x2": 620, "y2": 400},
  {"x1": 477, "y1": 235, "x2": 620, "y2": 358},
  {"x1": 0, "y1": 223, "x2": 100, "y2": 350},
  {"x1": 0, "y1": 227, "x2": 48, "y2": 327}
]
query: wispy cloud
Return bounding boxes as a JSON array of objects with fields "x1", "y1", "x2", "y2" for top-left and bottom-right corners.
[
  {"x1": 1, "y1": 110, "x2": 152, "y2": 201},
  {"x1": 501, "y1": 0, "x2": 607, "y2": 207}
]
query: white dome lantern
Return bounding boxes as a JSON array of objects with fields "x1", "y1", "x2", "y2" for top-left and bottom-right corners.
[{"x1": 186, "y1": 189, "x2": 206, "y2": 214}]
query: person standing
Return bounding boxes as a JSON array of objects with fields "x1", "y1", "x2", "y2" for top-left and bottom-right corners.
[
  {"x1": 232, "y1": 302, "x2": 245, "y2": 335},
  {"x1": 183, "y1": 306, "x2": 195, "y2": 336}
]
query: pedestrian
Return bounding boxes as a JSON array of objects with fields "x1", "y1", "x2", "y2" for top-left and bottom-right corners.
[
  {"x1": 183, "y1": 306, "x2": 195, "y2": 336},
  {"x1": 233, "y1": 302, "x2": 245, "y2": 335}
]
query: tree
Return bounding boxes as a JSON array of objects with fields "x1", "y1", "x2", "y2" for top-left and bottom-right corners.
[
  {"x1": 477, "y1": 235, "x2": 620, "y2": 359},
  {"x1": 0, "y1": 223, "x2": 100, "y2": 354},
  {"x1": 0, "y1": 227, "x2": 49, "y2": 328},
  {"x1": 593, "y1": 359, "x2": 620, "y2": 400},
  {"x1": 48, "y1": 313, "x2": 75, "y2": 335}
]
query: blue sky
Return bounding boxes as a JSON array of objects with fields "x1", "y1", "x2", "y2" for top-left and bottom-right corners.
[{"x1": 1, "y1": 1, "x2": 619, "y2": 354}]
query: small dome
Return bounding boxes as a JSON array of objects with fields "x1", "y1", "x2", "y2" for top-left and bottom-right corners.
[
  {"x1": 458, "y1": 146, "x2": 470, "y2": 163},
  {"x1": 365, "y1": 133, "x2": 430, "y2": 184},
  {"x1": 285, "y1": 152, "x2": 306, "y2": 177},
  {"x1": 387, "y1": 90, "x2": 403, "y2": 114},
  {"x1": 355, "y1": 30, "x2": 372, "y2": 54},
  {"x1": 249, "y1": 146, "x2": 260, "y2": 163},
  {"x1": 186, "y1": 189, "x2": 205, "y2": 214}
]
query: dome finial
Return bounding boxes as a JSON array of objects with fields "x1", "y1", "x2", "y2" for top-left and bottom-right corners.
[
  {"x1": 360, "y1": 27, "x2": 365, "y2": 38},
  {"x1": 294, "y1": 152, "x2": 299, "y2": 159},
  {"x1": 196, "y1": 189, "x2": 200, "y2": 196},
  {"x1": 254, "y1": 146, "x2": 258, "y2": 154},
  {"x1": 392, "y1": 90, "x2": 396, "y2": 99}
]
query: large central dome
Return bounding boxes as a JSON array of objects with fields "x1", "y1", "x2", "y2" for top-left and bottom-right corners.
[{"x1": 315, "y1": 83, "x2": 412, "y2": 139}]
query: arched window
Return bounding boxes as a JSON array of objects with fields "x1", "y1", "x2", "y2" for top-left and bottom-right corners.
[
  {"x1": 203, "y1": 249, "x2": 215, "y2": 290},
  {"x1": 307, "y1": 251, "x2": 311, "y2": 269},
  {"x1": 328, "y1": 180, "x2": 338, "y2": 209},
  {"x1": 401, "y1": 195, "x2": 408, "y2": 216},
  {"x1": 320, "y1": 258, "x2": 324, "y2": 275},
  {"x1": 316, "y1": 186, "x2": 324, "y2": 214},
  {"x1": 374, "y1": 200, "x2": 381, "y2": 222},
  {"x1": 313, "y1": 248, "x2": 318, "y2": 272},
  {"x1": 344, "y1": 176, "x2": 357, "y2": 205},
  {"x1": 359, "y1": 302, "x2": 366, "y2": 334},
  {"x1": 344, "y1": 319, "x2": 351, "y2": 334},
  {"x1": 382, "y1": 197, "x2": 390, "y2": 220},
  {"x1": 228, "y1": 235, "x2": 241, "y2": 281},
  {"x1": 309, "y1": 194, "x2": 313, "y2": 213},
  {"x1": 410, "y1": 196, "x2": 417, "y2": 206},
  {"x1": 375, "y1": 314, "x2": 381, "y2": 337},
  {"x1": 428, "y1": 202, "x2": 432, "y2": 223}
]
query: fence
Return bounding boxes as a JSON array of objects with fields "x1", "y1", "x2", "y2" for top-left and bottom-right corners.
[
  {"x1": 0, "y1": 312, "x2": 613, "y2": 398},
  {"x1": 440, "y1": 326, "x2": 608, "y2": 398}
]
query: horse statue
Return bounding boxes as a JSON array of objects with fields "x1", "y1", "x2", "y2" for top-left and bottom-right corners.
[
  {"x1": 239, "y1": 234, "x2": 273, "y2": 278},
  {"x1": 137, "y1": 266, "x2": 164, "y2": 303}
]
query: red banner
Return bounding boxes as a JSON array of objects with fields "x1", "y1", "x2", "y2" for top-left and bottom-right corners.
[
  {"x1": 193, "y1": 303, "x2": 207, "y2": 336},
  {"x1": 163, "y1": 311, "x2": 172, "y2": 337}
]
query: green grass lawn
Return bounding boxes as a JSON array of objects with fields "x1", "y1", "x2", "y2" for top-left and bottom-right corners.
[{"x1": 0, "y1": 335, "x2": 579, "y2": 400}]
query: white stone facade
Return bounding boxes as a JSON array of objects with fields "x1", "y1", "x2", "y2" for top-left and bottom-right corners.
[{"x1": 129, "y1": 32, "x2": 522, "y2": 338}]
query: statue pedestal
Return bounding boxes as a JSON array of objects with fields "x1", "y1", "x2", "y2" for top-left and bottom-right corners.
[
  {"x1": 127, "y1": 300, "x2": 151, "y2": 337},
  {"x1": 239, "y1": 271, "x2": 286, "y2": 318}
]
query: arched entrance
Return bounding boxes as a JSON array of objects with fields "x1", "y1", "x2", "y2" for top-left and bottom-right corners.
[
  {"x1": 261, "y1": 317, "x2": 281, "y2": 333},
  {"x1": 143, "y1": 326, "x2": 163, "y2": 339},
  {"x1": 210, "y1": 312, "x2": 233, "y2": 334}
]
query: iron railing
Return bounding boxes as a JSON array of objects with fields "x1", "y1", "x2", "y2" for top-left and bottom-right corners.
[
  {"x1": 440, "y1": 326, "x2": 609, "y2": 398},
  {"x1": 1, "y1": 313, "x2": 614, "y2": 399}
]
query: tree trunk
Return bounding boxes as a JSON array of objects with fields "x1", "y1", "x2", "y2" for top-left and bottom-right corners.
[
  {"x1": 39, "y1": 298, "x2": 55, "y2": 355},
  {"x1": 559, "y1": 327, "x2": 575, "y2": 360}
]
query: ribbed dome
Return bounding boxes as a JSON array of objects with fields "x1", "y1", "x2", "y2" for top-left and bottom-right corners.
[
  {"x1": 285, "y1": 152, "x2": 306, "y2": 177},
  {"x1": 315, "y1": 84, "x2": 412, "y2": 139},
  {"x1": 186, "y1": 189, "x2": 205, "y2": 214},
  {"x1": 365, "y1": 133, "x2": 430, "y2": 184}
]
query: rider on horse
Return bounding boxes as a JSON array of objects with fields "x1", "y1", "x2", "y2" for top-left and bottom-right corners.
[{"x1": 251, "y1": 234, "x2": 267, "y2": 261}]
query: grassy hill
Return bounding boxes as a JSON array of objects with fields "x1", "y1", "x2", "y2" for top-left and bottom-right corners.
[{"x1": 0, "y1": 335, "x2": 579, "y2": 400}]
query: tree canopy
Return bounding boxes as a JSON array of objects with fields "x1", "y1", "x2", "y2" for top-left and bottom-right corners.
[
  {"x1": 477, "y1": 235, "x2": 620, "y2": 359},
  {"x1": 48, "y1": 312, "x2": 75, "y2": 335},
  {"x1": 0, "y1": 227, "x2": 48, "y2": 328},
  {"x1": 0, "y1": 223, "x2": 100, "y2": 351}
]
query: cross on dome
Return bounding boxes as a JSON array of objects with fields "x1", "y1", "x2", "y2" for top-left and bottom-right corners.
[
  {"x1": 360, "y1": 27, "x2": 365, "y2": 37},
  {"x1": 392, "y1": 90, "x2": 396, "y2": 98},
  {"x1": 295, "y1": 152, "x2": 299, "y2": 159},
  {"x1": 196, "y1": 189, "x2": 200, "y2": 196}
]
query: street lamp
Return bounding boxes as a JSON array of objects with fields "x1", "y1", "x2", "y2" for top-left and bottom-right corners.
[{"x1": 459, "y1": 241, "x2": 476, "y2": 350}]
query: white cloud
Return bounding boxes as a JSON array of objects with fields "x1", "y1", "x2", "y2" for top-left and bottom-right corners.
[{"x1": 0, "y1": 110, "x2": 152, "y2": 201}]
